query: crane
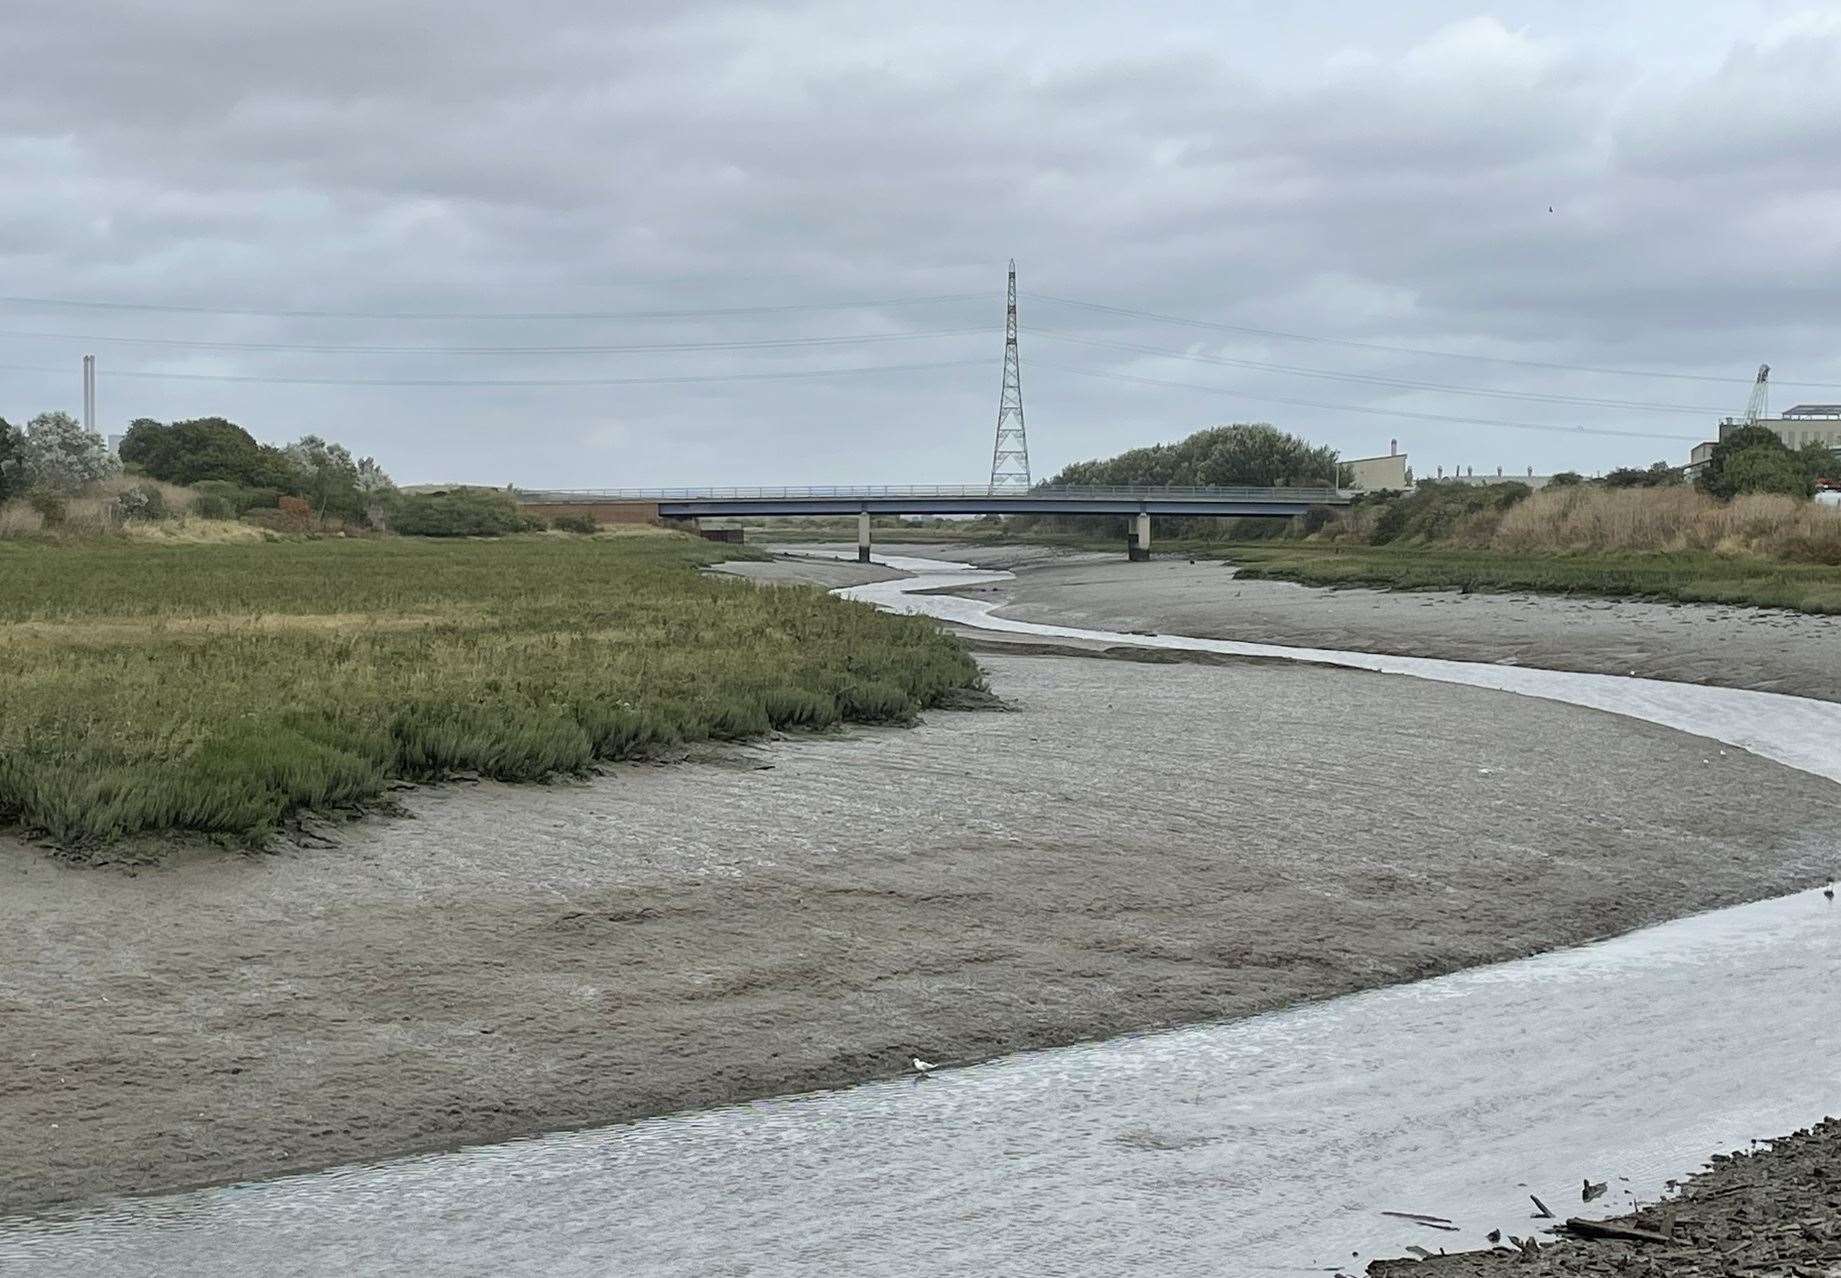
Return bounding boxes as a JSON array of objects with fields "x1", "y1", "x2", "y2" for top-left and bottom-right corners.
[{"x1": 1725, "y1": 364, "x2": 1770, "y2": 428}]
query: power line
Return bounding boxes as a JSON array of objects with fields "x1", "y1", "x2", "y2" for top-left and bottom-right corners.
[
  {"x1": 1031, "y1": 358, "x2": 1704, "y2": 443},
  {"x1": 0, "y1": 358, "x2": 985, "y2": 389},
  {"x1": 1031, "y1": 329, "x2": 1726, "y2": 414},
  {"x1": 0, "y1": 292, "x2": 984, "y2": 323},
  {"x1": 0, "y1": 326, "x2": 986, "y2": 357},
  {"x1": 1027, "y1": 291, "x2": 1841, "y2": 390}
]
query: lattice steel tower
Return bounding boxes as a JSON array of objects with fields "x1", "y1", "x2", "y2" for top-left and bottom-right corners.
[{"x1": 987, "y1": 260, "x2": 1032, "y2": 493}]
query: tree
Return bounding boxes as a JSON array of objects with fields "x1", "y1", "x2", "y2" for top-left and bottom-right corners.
[
  {"x1": 0, "y1": 417, "x2": 22, "y2": 501},
  {"x1": 122, "y1": 416, "x2": 274, "y2": 486},
  {"x1": 391, "y1": 488, "x2": 531, "y2": 537},
  {"x1": 1796, "y1": 440, "x2": 1839, "y2": 486},
  {"x1": 1721, "y1": 445, "x2": 1814, "y2": 498},
  {"x1": 1047, "y1": 424, "x2": 1339, "y2": 489},
  {"x1": 1697, "y1": 425, "x2": 1789, "y2": 499},
  {"x1": 17, "y1": 411, "x2": 119, "y2": 494},
  {"x1": 116, "y1": 418, "x2": 170, "y2": 470},
  {"x1": 284, "y1": 435, "x2": 367, "y2": 519}
]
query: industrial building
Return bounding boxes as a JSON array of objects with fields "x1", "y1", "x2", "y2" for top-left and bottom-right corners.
[
  {"x1": 1725, "y1": 404, "x2": 1841, "y2": 452},
  {"x1": 1433, "y1": 467, "x2": 1563, "y2": 490},
  {"x1": 1688, "y1": 405, "x2": 1841, "y2": 480},
  {"x1": 1342, "y1": 441, "x2": 1410, "y2": 491}
]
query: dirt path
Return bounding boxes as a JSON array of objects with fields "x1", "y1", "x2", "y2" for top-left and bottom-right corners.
[{"x1": 4, "y1": 653, "x2": 1839, "y2": 1215}]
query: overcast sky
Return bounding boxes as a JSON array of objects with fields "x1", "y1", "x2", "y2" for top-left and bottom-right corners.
[{"x1": 3, "y1": 1, "x2": 1838, "y2": 486}]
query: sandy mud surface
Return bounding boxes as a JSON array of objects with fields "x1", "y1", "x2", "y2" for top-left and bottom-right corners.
[
  {"x1": 823, "y1": 543, "x2": 1841, "y2": 702},
  {"x1": 4, "y1": 653, "x2": 1839, "y2": 1214}
]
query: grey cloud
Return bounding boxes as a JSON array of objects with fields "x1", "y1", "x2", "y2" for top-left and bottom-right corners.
[{"x1": 0, "y1": 2, "x2": 1837, "y2": 486}]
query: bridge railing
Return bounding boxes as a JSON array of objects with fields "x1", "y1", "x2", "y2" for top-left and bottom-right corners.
[{"x1": 517, "y1": 484, "x2": 1345, "y2": 503}]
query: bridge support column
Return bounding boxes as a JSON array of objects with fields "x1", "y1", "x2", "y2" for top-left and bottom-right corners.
[
  {"x1": 857, "y1": 511, "x2": 872, "y2": 564},
  {"x1": 1128, "y1": 512, "x2": 1151, "y2": 562}
]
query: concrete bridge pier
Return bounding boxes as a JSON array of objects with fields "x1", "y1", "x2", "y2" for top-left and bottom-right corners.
[
  {"x1": 857, "y1": 511, "x2": 872, "y2": 564},
  {"x1": 1128, "y1": 511, "x2": 1152, "y2": 562}
]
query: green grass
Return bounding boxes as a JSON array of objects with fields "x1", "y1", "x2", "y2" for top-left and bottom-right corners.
[
  {"x1": 0, "y1": 534, "x2": 981, "y2": 855},
  {"x1": 1221, "y1": 543, "x2": 1841, "y2": 614}
]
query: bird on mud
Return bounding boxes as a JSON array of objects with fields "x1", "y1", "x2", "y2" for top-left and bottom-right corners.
[
  {"x1": 1583, "y1": 1178, "x2": 1607, "y2": 1202},
  {"x1": 1825, "y1": 883, "x2": 1834, "y2": 901},
  {"x1": 911, "y1": 1055, "x2": 939, "y2": 1078}
]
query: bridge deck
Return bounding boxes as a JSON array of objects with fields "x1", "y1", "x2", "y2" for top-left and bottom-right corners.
[{"x1": 520, "y1": 485, "x2": 1348, "y2": 518}]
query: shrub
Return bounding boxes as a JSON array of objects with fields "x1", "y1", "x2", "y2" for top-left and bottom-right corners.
[
  {"x1": 761, "y1": 687, "x2": 840, "y2": 730},
  {"x1": 190, "y1": 493, "x2": 235, "y2": 520},
  {"x1": 1547, "y1": 471, "x2": 1585, "y2": 488},
  {"x1": 699, "y1": 695, "x2": 772, "y2": 740},
  {"x1": 1697, "y1": 426, "x2": 1808, "y2": 500},
  {"x1": 116, "y1": 483, "x2": 169, "y2": 522},
  {"x1": 389, "y1": 702, "x2": 593, "y2": 782},
  {"x1": 1369, "y1": 482, "x2": 1530, "y2": 545},
  {"x1": 1298, "y1": 506, "x2": 1336, "y2": 535},
  {"x1": 237, "y1": 496, "x2": 316, "y2": 534},
  {"x1": 241, "y1": 507, "x2": 315, "y2": 534},
  {"x1": 14, "y1": 412, "x2": 119, "y2": 495},
  {"x1": 195, "y1": 480, "x2": 284, "y2": 514},
  {"x1": 549, "y1": 512, "x2": 599, "y2": 534},
  {"x1": 837, "y1": 680, "x2": 916, "y2": 723},
  {"x1": 392, "y1": 489, "x2": 534, "y2": 537},
  {"x1": 571, "y1": 702, "x2": 682, "y2": 759},
  {"x1": 0, "y1": 417, "x2": 22, "y2": 502},
  {"x1": 1600, "y1": 462, "x2": 1680, "y2": 489},
  {"x1": 28, "y1": 490, "x2": 67, "y2": 526},
  {"x1": 1722, "y1": 445, "x2": 1814, "y2": 499}
]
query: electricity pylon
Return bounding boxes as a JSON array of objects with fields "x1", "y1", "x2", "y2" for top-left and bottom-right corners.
[{"x1": 987, "y1": 260, "x2": 1032, "y2": 493}]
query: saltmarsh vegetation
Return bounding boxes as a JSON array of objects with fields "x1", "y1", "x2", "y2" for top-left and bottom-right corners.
[
  {"x1": 0, "y1": 533, "x2": 980, "y2": 856},
  {"x1": 1229, "y1": 483, "x2": 1841, "y2": 612}
]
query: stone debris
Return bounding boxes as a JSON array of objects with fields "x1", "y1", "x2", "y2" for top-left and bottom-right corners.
[{"x1": 1368, "y1": 1117, "x2": 1841, "y2": 1276}]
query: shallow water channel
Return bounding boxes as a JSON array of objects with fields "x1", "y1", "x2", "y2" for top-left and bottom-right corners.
[{"x1": 5, "y1": 552, "x2": 1839, "y2": 1276}]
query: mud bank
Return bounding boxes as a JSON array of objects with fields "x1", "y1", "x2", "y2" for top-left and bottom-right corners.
[
  {"x1": 3, "y1": 653, "x2": 1839, "y2": 1214},
  {"x1": 1372, "y1": 1116, "x2": 1841, "y2": 1276},
  {"x1": 798, "y1": 543, "x2": 1841, "y2": 702}
]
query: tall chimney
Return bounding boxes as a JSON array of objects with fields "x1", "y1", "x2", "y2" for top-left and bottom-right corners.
[
  {"x1": 1389, "y1": 438, "x2": 1398, "y2": 457},
  {"x1": 82, "y1": 354, "x2": 96, "y2": 433}
]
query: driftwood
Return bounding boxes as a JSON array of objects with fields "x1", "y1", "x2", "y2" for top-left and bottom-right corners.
[
  {"x1": 1529, "y1": 1194, "x2": 1555, "y2": 1218},
  {"x1": 1379, "y1": 1210, "x2": 1460, "y2": 1232},
  {"x1": 1562, "y1": 1216, "x2": 1672, "y2": 1245}
]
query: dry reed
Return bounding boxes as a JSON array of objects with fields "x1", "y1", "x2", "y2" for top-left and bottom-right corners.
[{"x1": 1491, "y1": 487, "x2": 1841, "y2": 563}]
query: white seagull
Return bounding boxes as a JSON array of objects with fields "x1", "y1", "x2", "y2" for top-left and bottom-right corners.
[{"x1": 911, "y1": 1056, "x2": 939, "y2": 1077}]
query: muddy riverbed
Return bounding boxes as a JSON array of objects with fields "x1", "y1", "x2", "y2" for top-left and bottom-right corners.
[
  {"x1": 801, "y1": 542, "x2": 1841, "y2": 701},
  {"x1": 5, "y1": 643, "x2": 1839, "y2": 1214}
]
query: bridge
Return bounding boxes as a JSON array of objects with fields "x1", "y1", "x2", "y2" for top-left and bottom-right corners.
[{"x1": 518, "y1": 484, "x2": 1349, "y2": 561}]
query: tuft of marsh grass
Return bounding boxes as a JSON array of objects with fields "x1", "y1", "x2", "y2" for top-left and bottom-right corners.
[{"x1": 0, "y1": 536, "x2": 982, "y2": 856}]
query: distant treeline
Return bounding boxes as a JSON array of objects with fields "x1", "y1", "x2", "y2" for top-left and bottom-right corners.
[
  {"x1": 119, "y1": 416, "x2": 395, "y2": 523},
  {"x1": 1016, "y1": 423, "x2": 1339, "y2": 539}
]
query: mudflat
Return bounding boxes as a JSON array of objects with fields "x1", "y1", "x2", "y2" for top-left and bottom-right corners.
[
  {"x1": 862, "y1": 544, "x2": 1841, "y2": 702},
  {"x1": 5, "y1": 653, "x2": 1838, "y2": 1214}
]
